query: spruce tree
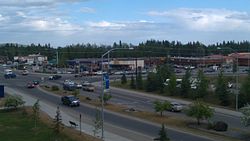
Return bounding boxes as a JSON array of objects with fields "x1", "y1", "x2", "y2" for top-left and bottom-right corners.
[
  {"x1": 158, "y1": 124, "x2": 170, "y2": 141},
  {"x1": 121, "y1": 73, "x2": 127, "y2": 85},
  {"x1": 136, "y1": 70, "x2": 143, "y2": 89},
  {"x1": 130, "y1": 75, "x2": 136, "y2": 89},
  {"x1": 215, "y1": 71, "x2": 230, "y2": 106},
  {"x1": 52, "y1": 106, "x2": 63, "y2": 135}
]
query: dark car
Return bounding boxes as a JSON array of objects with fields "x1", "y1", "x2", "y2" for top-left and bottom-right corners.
[
  {"x1": 33, "y1": 80, "x2": 40, "y2": 85},
  {"x1": 27, "y1": 83, "x2": 35, "y2": 89},
  {"x1": 4, "y1": 73, "x2": 17, "y2": 79},
  {"x1": 61, "y1": 95, "x2": 80, "y2": 107},
  {"x1": 49, "y1": 75, "x2": 62, "y2": 80},
  {"x1": 63, "y1": 83, "x2": 76, "y2": 91}
]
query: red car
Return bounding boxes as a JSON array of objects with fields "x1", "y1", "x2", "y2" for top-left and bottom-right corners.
[{"x1": 27, "y1": 83, "x2": 35, "y2": 89}]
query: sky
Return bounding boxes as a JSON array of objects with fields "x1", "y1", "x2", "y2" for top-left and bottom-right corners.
[{"x1": 0, "y1": 0, "x2": 250, "y2": 47}]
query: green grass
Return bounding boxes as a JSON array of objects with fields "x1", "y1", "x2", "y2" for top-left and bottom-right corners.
[{"x1": 0, "y1": 109, "x2": 74, "y2": 141}]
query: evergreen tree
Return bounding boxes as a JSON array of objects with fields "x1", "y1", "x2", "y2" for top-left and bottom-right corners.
[
  {"x1": 130, "y1": 75, "x2": 136, "y2": 89},
  {"x1": 239, "y1": 71, "x2": 250, "y2": 108},
  {"x1": 166, "y1": 74, "x2": 177, "y2": 96},
  {"x1": 156, "y1": 64, "x2": 173, "y2": 93},
  {"x1": 121, "y1": 73, "x2": 127, "y2": 85},
  {"x1": 215, "y1": 71, "x2": 230, "y2": 106},
  {"x1": 180, "y1": 69, "x2": 191, "y2": 98},
  {"x1": 32, "y1": 99, "x2": 40, "y2": 129},
  {"x1": 146, "y1": 72, "x2": 157, "y2": 92},
  {"x1": 136, "y1": 70, "x2": 143, "y2": 89},
  {"x1": 52, "y1": 106, "x2": 63, "y2": 135},
  {"x1": 158, "y1": 124, "x2": 170, "y2": 141},
  {"x1": 195, "y1": 70, "x2": 208, "y2": 99}
]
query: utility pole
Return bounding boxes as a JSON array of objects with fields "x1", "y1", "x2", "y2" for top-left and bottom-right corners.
[
  {"x1": 56, "y1": 51, "x2": 59, "y2": 69},
  {"x1": 79, "y1": 114, "x2": 82, "y2": 135}
]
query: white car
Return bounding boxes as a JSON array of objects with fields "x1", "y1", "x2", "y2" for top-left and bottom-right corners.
[
  {"x1": 170, "y1": 102, "x2": 183, "y2": 112},
  {"x1": 75, "y1": 83, "x2": 82, "y2": 89}
]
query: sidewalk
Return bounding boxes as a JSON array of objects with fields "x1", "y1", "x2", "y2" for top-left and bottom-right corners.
[{"x1": 4, "y1": 87, "x2": 133, "y2": 141}]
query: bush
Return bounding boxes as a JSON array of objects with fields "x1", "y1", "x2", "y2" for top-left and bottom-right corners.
[
  {"x1": 51, "y1": 85, "x2": 59, "y2": 91},
  {"x1": 4, "y1": 95, "x2": 25, "y2": 109},
  {"x1": 213, "y1": 121, "x2": 228, "y2": 131}
]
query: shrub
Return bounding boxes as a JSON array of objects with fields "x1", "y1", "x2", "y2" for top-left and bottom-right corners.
[
  {"x1": 4, "y1": 95, "x2": 25, "y2": 109},
  {"x1": 51, "y1": 85, "x2": 59, "y2": 91}
]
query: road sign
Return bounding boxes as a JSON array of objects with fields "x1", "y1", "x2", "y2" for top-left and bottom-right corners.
[
  {"x1": 103, "y1": 74, "x2": 109, "y2": 90},
  {"x1": 0, "y1": 85, "x2": 4, "y2": 98}
]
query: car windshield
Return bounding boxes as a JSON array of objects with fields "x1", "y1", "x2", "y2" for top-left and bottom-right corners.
[{"x1": 68, "y1": 96, "x2": 77, "y2": 101}]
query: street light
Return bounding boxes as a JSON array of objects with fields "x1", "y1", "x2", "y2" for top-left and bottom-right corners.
[
  {"x1": 100, "y1": 47, "x2": 133, "y2": 140},
  {"x1": 217, "y1": 47, "x2": 239, "y2": 111}
]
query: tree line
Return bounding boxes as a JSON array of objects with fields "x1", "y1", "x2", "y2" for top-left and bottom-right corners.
[{"x1": 1, "y1": 40, "x2": 250, "y2": 65}]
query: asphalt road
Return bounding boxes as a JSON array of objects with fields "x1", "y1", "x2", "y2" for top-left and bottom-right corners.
[{"x1": 0, "y1": 68, "x2": 217, "y2": 141}]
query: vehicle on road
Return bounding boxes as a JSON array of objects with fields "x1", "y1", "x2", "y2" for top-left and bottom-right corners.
[
  {"x1": 4, "y1": 73, "x2": 16, "y2": 79},
  {"x1": 27, "y1": 82, "x2": 35, "y2": 88},
  {"x1": 75, "y1": 83, "x2": 82, "y2": 89},
  {"x1": 82, "y1": 81, "x2": 95, "y2": 92},
  {"x1": 63, "y1": 80, "x2": 76, "y2": 91},
  {"x1": 169, "y1": 102, "x2": 183, "y2": 112},
  {"x1": 49, "y1": 75, "x2": 62, "y2": 80},
  {"x1": 61, "y1": 95, "x2": 80, "y2": 107},
  {"x1": 22, "y1": 70, "x2": 29, "y2": 75},
  {"x1": 33, "y1": 80, "x2": 40, "y2": 85}
]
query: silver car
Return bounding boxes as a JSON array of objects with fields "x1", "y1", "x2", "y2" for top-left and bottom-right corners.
[{"x1": 170, "y1": 102, "x2": 183, "y2": 112}]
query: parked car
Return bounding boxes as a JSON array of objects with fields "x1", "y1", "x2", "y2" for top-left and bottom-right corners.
[
  {"x1": 82, "y1": 82, "x2": 95, "y2": 92},
  {"x1": 228, "y1": 82, "x2": 233, "y2": 88},
  {"x1": 61, "y1": 95, "x2": 80, "y2": 107},
  {"x1": 169, "y1": 102, "x2": 183, "y2": 112},
  {"x1": 49, "y1": 75, "x2": 62, "y2": 80},
  {"x1": 75, "y1": 83, "x2": 82, "y2": 89},
  {"x1": 4, "y1": 73, "x2": 16, "y2": 79},
  {"x1": 27, "y1": 82, "x2": 35, "y2": 89}
]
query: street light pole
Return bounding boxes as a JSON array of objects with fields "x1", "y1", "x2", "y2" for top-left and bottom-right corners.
[{"x1": 100, "y1": 47, "x2": 133, "y2": 140}]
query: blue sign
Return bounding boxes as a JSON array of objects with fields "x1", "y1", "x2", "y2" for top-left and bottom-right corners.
[
  {"x1": 103, "y1": 74, "x2": 109, "y2": 89},
  {"x1": 0, "y1": 85, "x2": 4, "y2": 98}
]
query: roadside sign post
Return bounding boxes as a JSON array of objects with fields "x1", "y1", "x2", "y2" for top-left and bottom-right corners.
[
  {"x1": 0, "y1": 85, "x2": 4, "y2": 98},
  {"x1": 103, "y1": 74, "x2": 110, "y2": 93}
]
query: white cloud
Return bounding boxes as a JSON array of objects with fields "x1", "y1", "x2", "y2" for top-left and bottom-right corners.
[
  {"x1": 0, "y1": 0, "x2": 86, "y2": 7},
  {"x1": 0, "y1": 14, "x2": 7, "y2": 21},
  {"x1": 24, "y1": 18, "x2": 83, "y2": 35},
  {"x1": 148, "y1": 8, "x2": 250, "y2": 32},
  {"x1": 88, "y1": 21, "x2": 126, "y2": 29},
  {"x1": 80, "y1": 7, "x2": 96, "y2": 13}
]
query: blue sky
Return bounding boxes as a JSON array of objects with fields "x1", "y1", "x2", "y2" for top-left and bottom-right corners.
[{"x1": 0, "y1": 0, "x2": 250, "y2": 47}]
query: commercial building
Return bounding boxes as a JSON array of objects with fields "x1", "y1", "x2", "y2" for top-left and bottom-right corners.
[
  {"x1": 67, "y1": 58, "x2": 145, "y2": 72},
  {"x1": 14, "y1": 54, "x2": 48, "y2": 65}
]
